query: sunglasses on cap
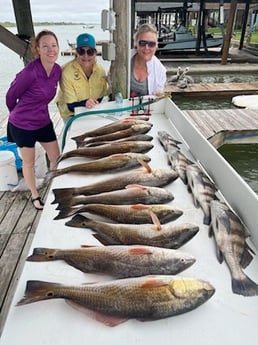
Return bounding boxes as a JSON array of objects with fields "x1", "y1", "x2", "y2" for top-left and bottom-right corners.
[
  {"x1": 138, "y1": 40, "x2": 157, "y2": 48},
  {"x1": 76, "y1": 47, "x2": 96, "y2": 56}
]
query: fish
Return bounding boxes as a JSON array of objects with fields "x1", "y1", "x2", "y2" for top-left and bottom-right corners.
[
  {"x1": 209, "y1": 200, "x2": 258, "y2": 296},
  {"x1": 79, "y1": 134, "x2": 153, "y2": 147},
  {"x1": 57, "y1": 141, "x2": 153, "y2": 162},
  {"x1": 17, "y1": 276, "x2": 215, "y2": 326},
  {"x1": 74, "y1": 123, "x2": 153, "y2": 146},
  {"x1": 66, "y1": 215, "x2": 199, "y2": 249},
  {"x1": 167, "y1": 144, "x2": 194, "y2": 184},
  {"x1": 51, "y1": 164, "x2": 178, "y2": 204},
  {"x1": 56, "y1": 203, "x2": 183, "y2": 223},
  {"x1": 55, "y1": 185, "x2": 174, "y2": 211},
  {"x1": 45, "y1": 153, "x2": 151, "y2": 182},
  {"x1": 186, "y1": 164, "x2": 217, "y2": 225},
  {"x1": 71, "y1": 118, "x2": 152, "y2": 143},
  {"x1": 157, "y1": 130, "x2": 182, "y2": 152},
  {"x1": 26, "y1": 245, "x2": 196, "y2": 277}
]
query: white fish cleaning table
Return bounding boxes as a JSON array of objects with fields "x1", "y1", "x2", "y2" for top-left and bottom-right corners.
[{"x1": 1, "y1": 98, "x2": 258, "y2": 345}]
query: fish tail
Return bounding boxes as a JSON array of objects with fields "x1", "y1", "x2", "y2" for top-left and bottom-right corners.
[
  {"x1": 54, "y1": 207, "x2": 78, "y2": 220},
  {"x1": 232, "y1": 275, "x2": 258, "y2": 296},
  {"x1": 16, "y1": 280, "x2": 62, "y2": 306},
  {"x1": 51, "y1": 188, "x2": 75, "y2": 204},
  {"x1": 44, "y1": 170, "x2": 60, "y2": 183},
  {"x1": 65, "y1": 214, "x2": 90, "y2": 227},
  {"x1": 26, "y1": 248, "x2": 58, "y2": 262}
]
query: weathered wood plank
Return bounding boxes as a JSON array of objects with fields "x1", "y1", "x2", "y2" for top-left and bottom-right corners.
[{"x1": 166, "y1": 82, "x2": 258, "y2": 97}]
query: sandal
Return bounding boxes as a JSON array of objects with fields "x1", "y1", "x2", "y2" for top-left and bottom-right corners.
[{"x1": 31, "y1": 196, "x2": 44, "y2": 211}]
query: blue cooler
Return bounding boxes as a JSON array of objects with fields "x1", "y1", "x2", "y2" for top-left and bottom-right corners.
[{"x1": 0, "y1": 136, "x2": 23, "y2": 171}]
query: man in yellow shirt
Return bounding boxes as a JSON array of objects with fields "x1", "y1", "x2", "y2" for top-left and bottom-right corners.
[{"x1": 56, "y1": 33, "x2": 109, "y2": 121}]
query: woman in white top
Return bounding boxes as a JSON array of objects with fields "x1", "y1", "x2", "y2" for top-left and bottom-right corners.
[{"x1": 130, "y1": 23, "x2": 166, "y2": 97}]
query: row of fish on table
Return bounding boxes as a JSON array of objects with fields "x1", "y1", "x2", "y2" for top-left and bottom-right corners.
[{"x1": 17, "y1": 115, "x2": 258, "y2": 327}]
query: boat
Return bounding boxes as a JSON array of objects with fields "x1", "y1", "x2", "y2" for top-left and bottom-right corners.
[
  {"x1": 1, "y1": 97, "x2": 258, "y2": 345},
  {"x1": 232, "y1": 94, "x2": 258, "y2": 109},
  {"x1": 157, "y1": 25, "x2": 224, "y2": 52},
  {"x1": 83, "y1": 24, "x2": 95, "y2": 29}
]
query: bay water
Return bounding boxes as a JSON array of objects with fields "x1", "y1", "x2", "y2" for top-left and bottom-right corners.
[{"x1": 1, "y1": 24, "x2": 257, "y2": 193}]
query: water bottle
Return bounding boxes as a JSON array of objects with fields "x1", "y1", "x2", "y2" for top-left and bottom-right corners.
[{"x1": 115, "y1": 92, "x2": 123, "y2": 116}]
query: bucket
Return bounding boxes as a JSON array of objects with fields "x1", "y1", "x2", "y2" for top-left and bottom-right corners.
[{"x1": 0, "y1": 151, "x2": 19, "y2": 191}]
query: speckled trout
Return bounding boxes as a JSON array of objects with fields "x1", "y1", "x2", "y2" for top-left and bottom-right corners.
[
  {"x1": 17, "y1": 276, "x2": 215, "y2": 326},
  {"x1": 26, "y1": 245, "x2": 195, "y2": 277}
]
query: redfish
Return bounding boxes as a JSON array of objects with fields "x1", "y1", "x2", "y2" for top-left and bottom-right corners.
[
  {"x1": 17, "y1": 276, "x2": 215, "y2": 326},
  {"x1": 45, "y1": 153, "x2": 151, "y2": 182},
  {"x1": 55, "y1": 185, "x2": 174, "y2": 212},
  {"x1": 51, "y1": 165, "x2": 178, "y2": 204},
  {"x1": 26, "y1": 245, "x2": 195, "y2": 277},
  {"x1": 66, "y1": 215, "x2": 198, "y2": 249},
  {"x1": 55, "y1": 203, "x2": 183, "y2": 223}
]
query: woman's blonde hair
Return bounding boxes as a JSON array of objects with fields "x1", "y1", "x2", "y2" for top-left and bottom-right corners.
[
  {"x1": 31, "y1": 30, "x2": 59, "y2": 58},
  {"x1": 134, "y1": 23, "x2": 158, "y2": 47}
]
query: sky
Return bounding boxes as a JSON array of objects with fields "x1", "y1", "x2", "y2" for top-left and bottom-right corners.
[{"x1": 1, "y1": 0, "x2": 110, "y2": 23}]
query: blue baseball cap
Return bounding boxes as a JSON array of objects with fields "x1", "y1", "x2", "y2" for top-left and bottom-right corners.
[{"x1": 76, "y1": 33, "x2": 96, "y2": 49}]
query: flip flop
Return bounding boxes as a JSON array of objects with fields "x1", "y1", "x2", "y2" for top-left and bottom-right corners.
[{"x1": 31, "y1": 196, "x2": 44, "y2": 211}]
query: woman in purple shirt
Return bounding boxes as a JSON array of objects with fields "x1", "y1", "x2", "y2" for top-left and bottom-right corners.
[{"x1": 6, "y1": 30, "x2": 61, "y2": 210}]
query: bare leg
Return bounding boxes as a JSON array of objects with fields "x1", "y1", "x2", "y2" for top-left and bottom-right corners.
[
  {"x1": 41, "y1": 140, "x2": 60, "y2": 170},
  {"x1": 19, "y1": 146, "x2": 43, "y2": 210}
]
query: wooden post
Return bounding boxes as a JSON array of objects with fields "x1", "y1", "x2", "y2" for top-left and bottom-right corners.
[
  {"x1": 12, "y1": 0, "x2": 35, "y2": 64},
  {"x1": 239, "y1": 0, "x2": 251, "y2": 49},
  {"x1": 221, "y1": 0, "x2": 237, "y2": 65},
  {"x1": 109, "y1": 0, "x2": 130, "y2": 99}
]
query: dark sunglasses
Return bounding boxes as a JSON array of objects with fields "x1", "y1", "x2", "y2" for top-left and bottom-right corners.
[
  {"x1": 138, "y1": 40, "x2": 157, "y2": 48},
  {"x1": 76, "y1": 47, "x2": 96, "y2": 56}
]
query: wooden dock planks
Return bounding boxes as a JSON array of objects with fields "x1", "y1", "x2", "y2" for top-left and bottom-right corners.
[{"x1": 165, "y1": 82, "x2": 258, "y2": 97}]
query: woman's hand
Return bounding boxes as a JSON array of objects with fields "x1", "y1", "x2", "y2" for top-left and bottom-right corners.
[{"x1": 85, "y1": 99, "x2": 99, "y2": 108}]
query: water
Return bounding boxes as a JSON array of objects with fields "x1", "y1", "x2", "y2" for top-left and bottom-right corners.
[
  {"x1": 219, "y1": 144, "x2": 258, "y2": 193},
  {"x1": 0, "y1": 24, "x2": 110, "y2": 117},
  {"x1": 1, "y1": 24, "x2": 258, "y2": 193}
]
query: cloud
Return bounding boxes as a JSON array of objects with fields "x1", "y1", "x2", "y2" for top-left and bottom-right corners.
[{"x1": 0, "y1": 0, "x2": 109, "y2": 23}]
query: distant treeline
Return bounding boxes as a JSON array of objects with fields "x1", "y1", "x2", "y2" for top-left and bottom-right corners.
[{"x1": 1, "y1": 22, "x2": 89, "y2": 27}]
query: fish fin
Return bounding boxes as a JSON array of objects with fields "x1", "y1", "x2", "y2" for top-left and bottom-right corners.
[
  {"x1": 128, "y1": 246, "x2": 153, "y2": 255},
  {"x1": 141, "y1": 278, "x2": 168, "y2": 288},
  {"x1": 240, "y1": 245, "x2": 255, "y2": 268},
  {"x1": 81, "y1": 244, "x2": 100, "y2": 248},
  {"x1": 131, "y1": 204, "x2": 149, "y2": 210},
  {"x1": 150, "y1": 211, "x2": 162, "y2": 230},
  {"x1": 208, "y1": 224, "x2": 214, "y2": 238},
  {"x1": 93, "y1": 234, "x2": 114, "y2": 246},
  {"x1": 65, "y1": 300, "x2": 128, "y2": 327},
  {"x1": 125, "y1": 184, "x2": 146, "y2": 190},
  {"x1": 16, "y1": 280, "x2": 62, "y2": 306},
  {"x1": 26, "y1": 248, "x2": 57, "y2": 262},
  {"x1": 232, "y1": 275, "x2": 258, "y2": 296},
  {"x1": 215, "y1": 247, "x2": 224, "y2": 264},
  {"x1": 51, "y1": 188, "x2": 75, "y2": 204},
  {"x1": 203, "y1": 214, "x2": 211, "y2": 226},
  {"x1": 138, "y1": 160, "x2": 152, "y2": 172}
]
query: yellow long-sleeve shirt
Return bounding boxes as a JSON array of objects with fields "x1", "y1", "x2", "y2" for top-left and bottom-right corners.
[{"x1": 56, "y1": 59, "x2": 108, "y2": 119}]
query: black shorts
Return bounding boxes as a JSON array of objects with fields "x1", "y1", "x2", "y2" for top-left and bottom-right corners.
[{"x1": 7, "y1": 122, "x2": 57, "y2": 148}]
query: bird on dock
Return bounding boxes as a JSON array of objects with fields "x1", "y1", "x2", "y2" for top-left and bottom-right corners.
[{"x1": 168, "y1": 67, "x2": 194, "y2": 89}]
